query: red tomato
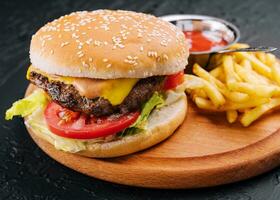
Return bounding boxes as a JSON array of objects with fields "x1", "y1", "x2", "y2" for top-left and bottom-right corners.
[
  {"x1": 164, "y1": 71, "x2": 184, "y2": 90},
  {"x1": 44, "y1": 102, "x2": 140, "y2": 139}
]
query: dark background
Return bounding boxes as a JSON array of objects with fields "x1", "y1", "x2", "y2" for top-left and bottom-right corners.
[{"x1": 1, "y1": 0, "x2": 280, "y2": 199}]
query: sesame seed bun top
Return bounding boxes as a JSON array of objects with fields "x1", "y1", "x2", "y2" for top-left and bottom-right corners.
[{"x1": 30, "y1": 10, "x2": 189, "y2": 79}]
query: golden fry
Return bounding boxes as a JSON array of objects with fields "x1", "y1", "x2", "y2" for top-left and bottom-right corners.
[
  {"x1": 223, "y1": 55, "x2": 239, "y2": 87},
  {"x1": 226, "y1": 110, "x2": 238, "y2": 123},
  {"x1": 201, "y1": 80, "x2": 225, "y2": 107},
  {"x1": 185, "y1": 75, "x2": 225, "y2": 107},
  {"x1": 228, "y1": 43, "x2": 249, "y2": 49},
  {"x1": 235, "y1": 52, "x2": 271, "y2": 78},
  {"x1": 191, "y1": 89, "x2": 208, "y2": 99},
  {"x1": 234, "y1": 63, "x2": 268, "y2": 85},
  {"x1": 209, "y1": 66, "x2": 222, "y2": 78},
  {"x1": 250, "y1": 70, "x2": 271, "y2": 84},
  {"x1": 193, "y1": 64, "x2": 224, "y2": 88},
  {"x1": 228, "y1": 82, "x2": 277, "y2": 97},
  {"x1": 194, "y1": 97, "x2": 215, "y2": 110},
  {"x1": 219, "y1": 98, "x2": 269, "y2": 111},
  {"x1": 265, "y1": 53, "x2": 276, "y2": 66},
  {"x1": 240, "y1": 59, "x2": 252, "y2": 70},
  {"x1": 217, "y1": 71, "x2": 226, "y2": 83},
  {"x1": 255, "y1": 52, "x2": 267, "y2": 64},
  {"x1": 240, "y1": 98, "x2": 280, "y2": 126},
  {"x1": 194, "y1": 97, "x2": 268, "y2": 112},
  {"x1": 224, "y1": 91, "x2": 249, "y2": 103},
  {"x1": 192, "y1": 64, "x2": 249, "y2": 102},
  {"x1": 271, "y1": 63, "x2": 280, "y2": 85},
  {"x1": 185, "y1": 43, "x2": 280, "y2": 127},
  {"x1": 184, "y1": 75, "x2": 204, "y2": 89}
]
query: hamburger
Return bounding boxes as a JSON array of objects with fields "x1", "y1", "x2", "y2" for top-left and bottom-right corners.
[{"x1": 5, "y1": 10, "x2": 189, "y2": 157}]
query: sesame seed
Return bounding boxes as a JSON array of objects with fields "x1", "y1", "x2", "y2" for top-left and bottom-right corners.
[
  {"x1": 41, "y1": 40, "x2": 46, "y2": 47},
  {"x1": 89, "y1": 57, "x2": 93, "y2": 62},
  {"x1": 72, "y1": 33, "x2": 79, "y2": 39},
  {"x1": 50, "y1": 50, "x2": 54, "y2": 54},
  {"x1": 147, "y1": 51, "x2": 157, "y2": 58},
  {"x1": 124, "y1": 59, "x2": 130, "y2": 64},
  {"x1": 106, "y1": 64, "x2": 112, "y2": 68},
  {"x1": 61, "y1": 42, "x2": 69, "y2": 47},
  {"x1": 124, "y1": 55, "x2": 138, "y2": 65},
  {"x1": 94, "y1": 40, "x2": 101, "y2": 46},
  {"x1": 160, "y1": 40, "x2": 168, "y2": 47},
  {"x1": 77, "y1": 51, "x2": 84, "y2": 58},
  {"x1": 140, "y1": 46, "x2": 144, "y2": 52},
  {"x1": 85, "y1": 38, "x2": 93, "y2": 45},
  {"x1": 163, "y1": 54, "x2": 169, "y2": 61},
  {"x1": 103, "y1": 58, "x2": 108, "y2": 62},
  {"x1": 82, "y1": 61, "x2": 89, "y2": 67}
]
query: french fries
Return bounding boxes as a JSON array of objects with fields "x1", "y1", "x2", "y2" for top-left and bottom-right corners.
[
  {"x1": 185, "y1": 43, "x2": 280, "y2": 126},
  {"x1": 185, "y1": 75, "x2": 225, "y2": 107},
  {"x1": 235, "y1": 52, "x2": 271, "y2": 78},
  {"x1": 227, "y1": 110, "x2": 238, "y2": 123},
  {"x1": 271, "y1": 63, "x2": 280, "y2": 85},
  {"x1": 209, "y1": 66, "x2": 222, "y2": 77},
  {"x1": 223, "y1": 56, "x2": 241, "y2": 86},
  {"x1": 193, "y1": 96, "x2": 269, "y2": 112},
  {"x1": 240, "y1": 98, "x2": 280, "y2": 126}
]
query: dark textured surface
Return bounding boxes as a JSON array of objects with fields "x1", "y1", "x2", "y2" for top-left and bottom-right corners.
[{"x1": 1, "y1": 0, "x2": 280, "y2": 199}]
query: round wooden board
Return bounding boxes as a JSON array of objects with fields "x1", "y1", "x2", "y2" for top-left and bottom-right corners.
[{"x1": 25, "y1": 84, "x2": 280, "y2": 189}]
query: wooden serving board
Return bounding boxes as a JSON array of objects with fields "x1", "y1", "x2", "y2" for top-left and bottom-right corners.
[{"x1": 25, "y1": 84, "x2": 280, "y2": 189}]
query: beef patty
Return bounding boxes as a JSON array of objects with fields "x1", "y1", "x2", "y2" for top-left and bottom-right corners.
[{"x1": 29, "y1": 71, "x2": 164, "y2": 116}]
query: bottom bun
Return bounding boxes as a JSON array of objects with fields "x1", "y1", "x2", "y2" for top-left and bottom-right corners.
[{"x1": 25, "y1": 85, "x2": 187, "y2": 158}]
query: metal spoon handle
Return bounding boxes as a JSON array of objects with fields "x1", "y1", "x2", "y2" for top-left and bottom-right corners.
[{"x1": 217, "y1": 46, "x2": 277, "y2": 54}]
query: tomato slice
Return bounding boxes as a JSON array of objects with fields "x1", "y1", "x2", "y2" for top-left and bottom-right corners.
[
  {"x1": 44, "y1": 102, "x2": 140, "y2": 139},
  {"x1": 164, "y1": 71, "x2": 184, "y2": 90}
]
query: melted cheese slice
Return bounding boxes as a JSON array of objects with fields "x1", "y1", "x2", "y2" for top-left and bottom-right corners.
[{"x1": 27, "y1": 66, "x2": 139, "y2": 105}]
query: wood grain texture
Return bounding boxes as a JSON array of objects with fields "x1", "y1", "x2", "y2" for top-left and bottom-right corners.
[
  {"x1": 1, "y1": 0, "x2": 280, "y2": 199},
  {"x1": 25, "y1": 84, "x2": 280, "y2": 188}
]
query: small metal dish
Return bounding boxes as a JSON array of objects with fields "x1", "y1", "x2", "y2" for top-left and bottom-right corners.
[{"x1": 160, "y1": 14, "x2": 240, "y2": 55}]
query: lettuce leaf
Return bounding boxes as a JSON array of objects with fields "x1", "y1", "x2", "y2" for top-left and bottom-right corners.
[
  {"x1": 119, "y1": 92, "x2": 164, "y2": 136},
  {"x1": 25, "y1": 107, "x2": 86, "y2": 153},
  {"x1": 5, "y1": 89, "x2": 49, "y2": 120}
]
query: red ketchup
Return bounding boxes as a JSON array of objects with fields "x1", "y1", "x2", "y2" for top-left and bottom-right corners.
[{"x1": 183, "y1": 31, "x2": 228, "y2": 52}]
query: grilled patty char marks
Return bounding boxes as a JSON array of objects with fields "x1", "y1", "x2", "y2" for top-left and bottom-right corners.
[{"x1": 29, "y1": 71, "x2": 164, "y2": 116}]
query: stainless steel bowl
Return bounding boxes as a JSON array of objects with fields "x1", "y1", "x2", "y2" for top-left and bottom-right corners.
[{"x1": 160, "y1": 14, "x2": 240, "y2": 55}]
